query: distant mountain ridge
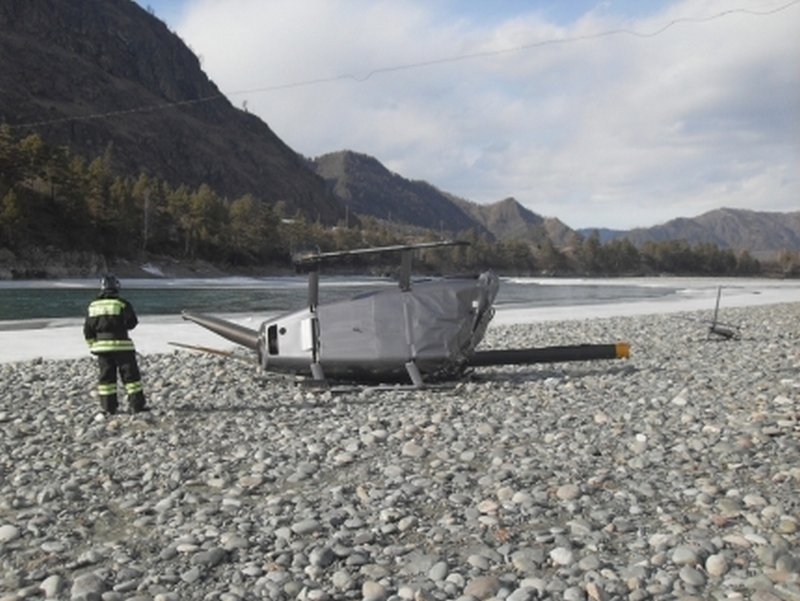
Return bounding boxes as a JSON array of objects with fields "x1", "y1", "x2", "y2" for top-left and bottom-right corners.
[
  {"x1": 312, "y1": 150, "x2": 573, "y2": 246},
  {"x1": 312, "y1": 151, "x2": 483, "y2": 234},
  {"x1": 312, "y1": 150, "x2": 800, "y2": 255},
  {"x1": 597, "y1": 208, "x2": 800, "y2": 254},
  {"x1": 451, "y1": 196, "x2": 574, "y2": 247}
]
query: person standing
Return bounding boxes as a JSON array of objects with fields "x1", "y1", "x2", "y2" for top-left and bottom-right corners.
[{"x1": 83, "y1": 274, "x2": 148, "y2": 414}]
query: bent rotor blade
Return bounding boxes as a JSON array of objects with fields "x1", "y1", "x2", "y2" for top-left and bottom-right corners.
[{"x1": 467, "y1": 343, "x2": 629, "y2": 367}]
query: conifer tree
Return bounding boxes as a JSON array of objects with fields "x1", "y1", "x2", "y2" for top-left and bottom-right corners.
[{"x1": 0, "y1": 189, "x2": 25, "y2": 247}]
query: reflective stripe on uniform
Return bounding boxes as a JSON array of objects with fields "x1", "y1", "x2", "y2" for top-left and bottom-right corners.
[
  {"x1": 88, "y1": 299, "x2": 126, "y2": 317},
  {"x1": 97, "y1": 383, "x2": 117, "y2": 396},
  {"x1": 90, "y1": 339, "x2": 135, "y2": 353},
  {"x1": 124, "y1": 381, "x2": 143, "y2": 394}
]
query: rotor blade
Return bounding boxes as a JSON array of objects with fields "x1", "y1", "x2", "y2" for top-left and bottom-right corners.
[
  {"x1": 168, "y1": 341, "x2": 254, "y2": 362},
  {"x1": 293, "y1": 240, "x2": 469, "y2": 266},
  {"x1": 181, "y1": 311, "x2": 260, "y2": 350},
  {"x1": 399, "y1": 249, "x2": 412, "y2": 291},
  {"x1": 308, "y1": 269, "x2": 319, "y2": 309},
  {"x1": 467, "y1": 343, "x2": 629, "y2": 367}
]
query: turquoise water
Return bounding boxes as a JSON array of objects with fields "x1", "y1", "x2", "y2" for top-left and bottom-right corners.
[{"x1": 0, "y1": 276, "x2": 676, "y2": 321}]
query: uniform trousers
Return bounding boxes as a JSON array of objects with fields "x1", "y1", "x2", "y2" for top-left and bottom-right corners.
[{"x1": 95, "y1": 351, "x2": 146, "y2": 414}]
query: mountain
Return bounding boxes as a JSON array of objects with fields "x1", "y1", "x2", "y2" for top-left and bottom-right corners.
[
  {"x1": 315, "y1": 147, "x2": 800, "y2": 257},
  {"x1": 312, "y1": 150, "x2": 573, "y2": 245},
  {"x1": 619, "y1": 208, "x2": 800, "y2": 254},
  {"x1": 312, "y1": 151, "x2": 485, "y2": 234},
  {"x1": 4, "y1": 0, "x2": 794, "y2": 258},
  {"x1": 0, "y1": 0, "x2": 343, "y2": 223},
  {"x1": 452, "y1": 196, "x2": 574, "y2": 247},
  {"x1": 577, "y1": 228, "x2": 626, "y2": 244}
]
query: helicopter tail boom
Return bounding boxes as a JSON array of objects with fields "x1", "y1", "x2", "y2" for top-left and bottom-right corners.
[{"x1": 181, "y1": 311, "x2": 260, "y2": 351}]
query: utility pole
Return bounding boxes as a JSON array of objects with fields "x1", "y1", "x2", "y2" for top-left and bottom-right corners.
[{"x1": 142, "y1": 187, "x2": 150, "y2": 251}]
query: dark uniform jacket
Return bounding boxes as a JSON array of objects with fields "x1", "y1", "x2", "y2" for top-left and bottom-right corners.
[{"x1": 83, "y1": 293, "x2": 138, "y2": 353}]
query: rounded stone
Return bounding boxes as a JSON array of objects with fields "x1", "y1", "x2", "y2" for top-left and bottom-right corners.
[
  {"x1": 309, "y1": 546, "x2": 336, "y2": 568},
  {"x1": 401, "y1": 441, "x2": 425, "y2": 458},
  {"x1": 550, "y1": 547, "x2": 575, "y2": 566},
  {"x1": 70, "y1": 572, "x2": 107, "y2": 600},
  {"x1": 0, "y1": 524, "x2": 20, "y2": 543},
  {"x1": 464, "y1": 575, "x2": 500, "y2": 600},
  {"x1": 40, "y1": 574, "x2": 63, "y2": 598},
  {"x1": 679, "y1": 565, "x2": 706, "y2": 587},
  {"x1": 428, "y1": 560, "x2": 449, "y2": 582},
  {"x1": 556, "y1": 484, "x2": 581, "y2": 500},
  {"x1": 291, "y1": 518, "x2": 321, "y2": 535},
  {"x1": 705, "y1": 553, "x2": 728, "y2": 577},
  {"x1": 776, "y1": 554, "x2": 800, "y2": 574},
  {"x1": 331, "y1": 570, "x2": 352, "y2": 590},
  {"x1": 671, "y1": 546, "x2": 698, "y2": 566},
  {"x1": 777, "y1": 517, "x2": 798, "y2": 534},
  {"x1": 362, "y1": 580, "x2": 387, "y2": 601}
]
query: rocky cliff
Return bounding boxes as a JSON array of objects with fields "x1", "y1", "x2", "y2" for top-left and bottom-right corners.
[{"x1": 0, "y1": 0, "x2": 343, "y2": 223}]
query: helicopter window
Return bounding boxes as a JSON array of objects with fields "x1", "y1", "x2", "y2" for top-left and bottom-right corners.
[
  {"x1": 267, "y1": 324, "x2": 279, "y2": 355},
  {"x1": 300, "y1": 318, "x2": 314, "y2": 351}
]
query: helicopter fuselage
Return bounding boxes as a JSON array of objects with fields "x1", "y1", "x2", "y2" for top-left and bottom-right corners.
[
  {"x1": 180, "y1": 241, "x2": 629, "y2": 386},
  {"x1": 258, "y1": 272, "x2": 499, "y2": 381}
]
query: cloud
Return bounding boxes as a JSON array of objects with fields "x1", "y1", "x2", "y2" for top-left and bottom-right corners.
[{"x1": 177, "y1": 0, "x2": 800, "y2": 229}]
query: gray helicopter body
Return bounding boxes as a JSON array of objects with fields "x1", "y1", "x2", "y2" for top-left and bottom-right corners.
[
  {"x1": 181, "y1": 242, "x2": 628, "y2": 386},
  {"x1": 259, "y1": 271, "x2": 498, "y2": 381}
]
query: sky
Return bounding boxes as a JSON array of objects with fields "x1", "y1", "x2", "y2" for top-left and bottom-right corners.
[{"x1": 134, "y1": 0, "x2": 800, "y2": 230}]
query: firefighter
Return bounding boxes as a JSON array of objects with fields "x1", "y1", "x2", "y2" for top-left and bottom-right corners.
[{"x1": 83, "y1": 274, "x2": 148, "y2": 414}]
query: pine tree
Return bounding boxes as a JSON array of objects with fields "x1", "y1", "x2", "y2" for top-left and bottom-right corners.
[{"x1": 0, "y1": 189, "x2": 25, "y2": 247}]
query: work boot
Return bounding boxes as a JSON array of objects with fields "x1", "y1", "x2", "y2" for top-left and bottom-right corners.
[
  {"x1": 128, "y1": 391, "x2": 148, "y2": 413},
  {"x1": 100, "y1": 394, "x2": 118, "y2": 415}
]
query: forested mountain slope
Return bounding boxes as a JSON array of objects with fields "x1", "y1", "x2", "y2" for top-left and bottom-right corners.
[
  {"x1": 621, "y1": 208, "x2": 800, "y2": 255},
  {"x1": 0, "y1": 0, "x2": 343, "y2": 223}
]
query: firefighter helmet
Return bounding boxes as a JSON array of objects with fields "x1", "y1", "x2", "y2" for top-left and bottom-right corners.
[{"x1": 100, "y1": 274, "x2": 121, "y2": 294}]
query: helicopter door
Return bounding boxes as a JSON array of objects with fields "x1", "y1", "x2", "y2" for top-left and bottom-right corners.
[{"x1": 265, "y1": 319, "x2": 315, "y2": 355}]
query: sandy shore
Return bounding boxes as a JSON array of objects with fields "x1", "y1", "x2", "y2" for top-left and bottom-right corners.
[{"x1": 1, "y1": 303, "x2": 799, "y2": 601}]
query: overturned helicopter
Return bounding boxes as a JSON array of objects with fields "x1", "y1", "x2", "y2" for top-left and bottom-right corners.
[{"x1": 181, "y1": 241, "x2": 629, "y2": 387}]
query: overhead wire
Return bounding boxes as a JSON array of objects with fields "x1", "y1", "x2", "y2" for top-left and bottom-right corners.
[
  {"x1": 317, "y1": 0, "x2": 800, "y2": 83},
  {"x1": 7, "y1": 0, "x2": 800, "y2": 131}
]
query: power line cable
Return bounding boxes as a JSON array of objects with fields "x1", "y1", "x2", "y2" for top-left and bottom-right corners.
[
  {"x1": 8, "y1": 0, "x2": 800, "y2": 131},
  {"x1": 312, "y1": 0, "x2": 800, "y2": 84}
]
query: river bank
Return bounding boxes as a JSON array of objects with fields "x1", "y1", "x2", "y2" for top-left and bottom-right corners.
[
  {"x1": 3, "y1": 275, "x2": 800, "y2": 364},
  {"x1": 1, "y1": 303, "x2": 799, "y2": 600},
  {"x1": 0, "y1": 248, "x2": 300, "y2": 280}
]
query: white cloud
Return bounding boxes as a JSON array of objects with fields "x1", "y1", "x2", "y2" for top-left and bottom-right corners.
[{"x1": 176, "y1": 0, "x2": 800, "y2": 229}]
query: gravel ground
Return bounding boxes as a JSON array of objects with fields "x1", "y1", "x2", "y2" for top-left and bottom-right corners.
[{"x1": 1, "y1": 303, "x2": 798, "y2": 601}]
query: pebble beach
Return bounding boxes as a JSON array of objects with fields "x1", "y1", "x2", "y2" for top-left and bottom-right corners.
[{"x1": 1, "y1": 302, "x2": 798, "y2": 601}]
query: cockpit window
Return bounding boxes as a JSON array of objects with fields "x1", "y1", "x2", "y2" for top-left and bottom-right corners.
[{"x1": 267, "y1": 324, "x2": 279, "y2": 355}]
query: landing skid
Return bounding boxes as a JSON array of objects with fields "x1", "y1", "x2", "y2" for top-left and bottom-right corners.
[
  {"x1": 295, "y1": 377, "x2": 456, "y2": 395},
  {"x1": 296, "y1": 358, "x2": 445, "y2": 393},
  {"x1": 327, "y1": 382, "x2": 457, "y2": 395}
]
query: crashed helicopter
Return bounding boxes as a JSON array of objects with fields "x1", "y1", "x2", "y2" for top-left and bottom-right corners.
[{"x1": 181, "y1": 241, "x2": 629, "y2": 387}]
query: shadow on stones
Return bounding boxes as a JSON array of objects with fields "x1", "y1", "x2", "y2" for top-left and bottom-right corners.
[{"x1": 467, "y1": 363, "x2": 639, "y2": 383}]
